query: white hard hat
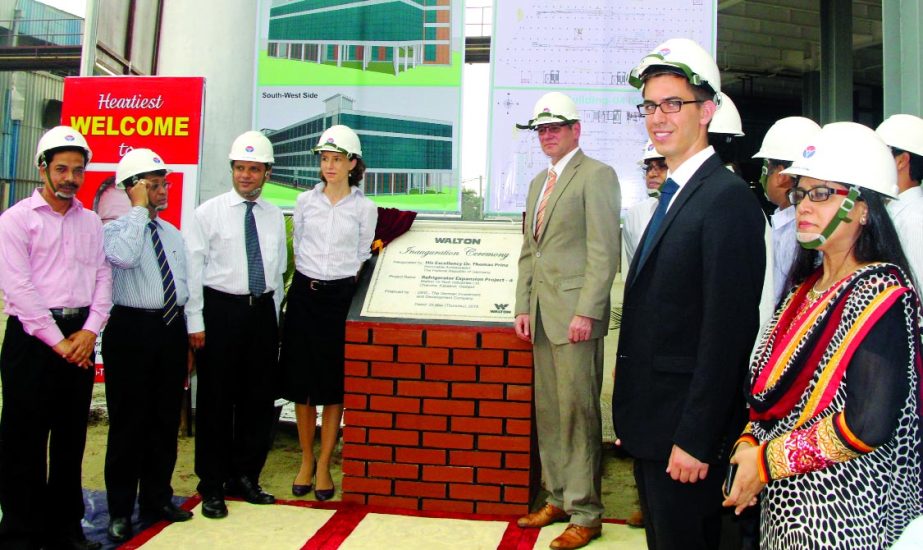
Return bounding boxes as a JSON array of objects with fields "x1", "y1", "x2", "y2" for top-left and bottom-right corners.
[
  {"x1": 229, "y1": 131, "x2": 274, "y2": 164},
  {"x1": 34, "y1": 125, "x2": 92, "y2": 167},
  {"x1": 708, "y1": 94, "x2": 744, "y2": 137},
  {"x1": 516, "y1": 92, "x2": 580, "y2": 129},
  {"x1": 639, "y1": 139, "x2": 664, "y2": 164},
  {"x1": 313, "y1": 125, "x2": 362, "y2": 158},
  {"x1": 876, "y1": 114, "x2": 923, "y2": 157},
  {"x1": 629, "y1": 38, "x2": 721, "y2": 96},
  {"x1": 753, "y1": 117, "x2": 821, "y2": 162},
  {"x1": 115, "y1": 148, "x2": 170, "y2": 186},
  {"x1": 782, "y1": 121, "x2": 899, "y2": 199}
]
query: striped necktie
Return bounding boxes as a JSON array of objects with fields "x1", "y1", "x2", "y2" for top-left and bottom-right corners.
[
  {"x1": 534, "y1": 168, "x2": 558, "y2": 239},
  {"x1": 245, "y1": 201, "x2": 266, "y2": 296},
  {"x1": 148, "y1": 221, "x2": 179, "y2": 325}
]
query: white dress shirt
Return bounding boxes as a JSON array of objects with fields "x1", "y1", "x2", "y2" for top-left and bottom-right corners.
[
  {"x1": 662, "y1": 146, "x2": 716, "y2": 211},
  {"x1": 532, "y1": 146, "x2": 581, "y2": 234},
  {"x1": 293, "y1": 184, "x2": 377, "y2": 280},
  {"x1": 623, "y1": 197, "x2": 658, "y2": 266},
  {"x1": 888, "y1": 186, "x2": 923, "y2": 287},
  {"x1": 183, "y1": 190, "x2": 287, "y2": 333},
  {"x1": 770, "y1": 205, "x2": 798, "y2": 302}
]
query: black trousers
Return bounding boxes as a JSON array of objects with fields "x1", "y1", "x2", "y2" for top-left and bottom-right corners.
[
  {"x1": 0, "y1": 315, "x2": 94, "y2": 549},
  {"x1": 194, "y1": 288, "x2": 278, "y2": 497},
  {"x1": 101, "y1": 306, "x2": 188, "y2": 517},
  {"x1": 634, "y1": 458, "x2": 727, "y2": 550}
]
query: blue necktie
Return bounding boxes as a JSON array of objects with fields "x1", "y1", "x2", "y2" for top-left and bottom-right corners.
[
  {"x1": 638, "y1": 178, "x2": 679, "y2": 264},
  {"x1": 245, "y1": 201, "x2": 266, "y2": 296},
  {"x1": 148, "y1": 221, "x2": 178, "y2": 325}
]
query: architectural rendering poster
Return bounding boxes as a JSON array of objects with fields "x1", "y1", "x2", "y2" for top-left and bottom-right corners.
[
  {"x1": 487, "y1": 0, "x2": 716, "y2": 215},
  {"x1": 255, "y1": 0, "x2": 464, "y2": 213}
]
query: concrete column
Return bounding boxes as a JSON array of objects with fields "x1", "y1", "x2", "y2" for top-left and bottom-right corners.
[
  {"x1": 363, "y1": 45, "x2": 370, "y2": 70},
  {"x1": 819, "y1": 0, "x2": 853, "y2": 123},
  {"x1": 393, "y1": 46, "x2": 399, "y2": 75},
  {"x1": 337, "y1": 45, "x2": 343, "y2": 67},
  {"x1": 883, "y1": 1, "x2": 923, "y2": 116}
]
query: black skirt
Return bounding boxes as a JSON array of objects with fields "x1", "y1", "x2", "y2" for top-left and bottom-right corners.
[{"x1": 278, "y1": 270, "x2": 356, "y2": 405}]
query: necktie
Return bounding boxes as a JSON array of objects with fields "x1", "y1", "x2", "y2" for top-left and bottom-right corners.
[
  {"x1": 534, "y1": 168, "x2": 558, "y2": 239},
  {"x1": 245, "y1": 201, "x2": 266, "y2": 296},
  {"x1": 148, "y1": 221, "x2": 179, "y2": 325},
  {"x1": 638, "y1": 178, "x2": 679, "y2": 264}
]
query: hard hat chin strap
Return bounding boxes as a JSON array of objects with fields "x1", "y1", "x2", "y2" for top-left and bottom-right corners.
[
  {"x1": 797, "y1": 187, "x2": 861, "y2": 249},
  {"x1": 759, "y1": 159, "x2": 770, "y2": 194}
]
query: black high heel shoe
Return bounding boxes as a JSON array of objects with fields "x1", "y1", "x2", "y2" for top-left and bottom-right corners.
[{"x1": 292, "y1": 460, "x2": 315, "y2": 497}]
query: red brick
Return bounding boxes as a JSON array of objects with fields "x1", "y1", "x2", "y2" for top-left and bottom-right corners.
[
  {"x1": 371, "y1": 362, "x2": 421, "y2": 379},
  {"x1": 341, "y1": 459, "x2": 366, "y2": 477},
  {"x1": 451, "y1": 417, "x2": 503, "y2": 434},
  {"x1": 345, "y1": 376, "x2": 394, "y2": 395},
  {"x1": 453, "y1": 349, "x2": 504, "y2": 366},
  {"x1": 425, "y1": 365, "x2": 476, "y2": 382},
  {"x1": 346, "y1": 325, "x2": 369, "y2": 343},
  {"x1": 480, "y1": 401, "x2": 531, "y2": 419},
  {"x1": 477, "y1": 502, "x2": 529, "y2": 515},
  {"x1": 449, "y1": 483, "x2": 500, "y2": 501},
  {"x1": 344, "y1": 410, "x2": 393, "y2": 429},
  {"x1": 505, "y1": 453, "x2": 531, "y2": 470},
  {"x1": 452, "y1": 383, "x2": 503, "y2": 400},
  {"x1": 481, "y1": 367, "x2": 532, "y2": 384},
  {"x1": 477, "y1": 468, "x2": 530, "y2": 486},
  {"x1": 423, "y1": 432, "x2": 473, "y2": 450},
  {"x1": 368, "y1": 462, "x2": 420, "y2": 480},
  {"x1": 422, "y1": 398, "x2": 474, "y2": 416},
  {"x1": 427, "y1": 330, "x2": 477, "y2": 349},
  {"x1": 449, "y1": 450, "x2": 501, "y2": 468},
  {"x1": 422, "y1": 465, "x2": 474, "y2": 483},
  {"x1": 398, "y1": 347, "x2": 449, "y2": 364},
  {"x1": 396, "y1": 447, "x2": 446, "y2": 465},
  {"x1": 368, "y1": 495, "x2": 419, "y2": 508},
  {"x1": 397, "y1": 380, "x2": 449, "y2": 398},
  {"x1": 373, "y1": 328, "x2": 423, "y2": 346},
  {"x1": 342, "y1": 444, "x2": 392, "y2": 462},
  {"x1": 479, "y1": 434, "x2": 531, "y2": 452},
  {"x1": 342, "y1": 477, "x2": 392, "y2": 495},
  {"x1": 482, "y1": 332, "x2": 532, "y2": 350},
  {"x1": 507, "y1": 351, "x2": 533, "y2": 367},
  {"x1": 342, "y1": 426, "x2": 366, "y2": 444},
  {"x1": 368, "y1": 428, "x2": 420, "y2": 446},
  {"x1": 341, "y1": 493, "x2": 366, "y2": 505},
  {"x1": 422, "y1": 499, "x2": 474, "y2": 514},
  {"x1": 369, "y1": 395, "x2": 420, "y2": 414},
  {"x1": 395, "y1": 480, "x2": 446, "y2": 498},
  {"x1": 506, "y1": 419, "x2": 531, "y2": 435},
  {"x1": 343, "y1": 393, "x2": 368, "y2": 410},
  {"x1": 504, "y1": 486, "x2": 531, "y2": 503},
  {"x1": 506, "y1": 385, "x2": 532, "y2": 402},
  {"x1": 345, "y1": 344, "x2": 394, "y2": 362},
  {"x1": 395, "y1": 413, "x2": 447, "y2": 432},
  {"x1": 344, "y1": 360, "x2": 368, "y2": 377}
]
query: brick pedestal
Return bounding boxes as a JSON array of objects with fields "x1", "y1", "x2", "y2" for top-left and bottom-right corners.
[{"x1": 341, "y1": 321, "x2": 537, "y2": 515}]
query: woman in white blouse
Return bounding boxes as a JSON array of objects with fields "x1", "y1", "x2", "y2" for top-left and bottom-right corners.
[{"x1": 279, "y1": 125, "x2": 377, "y2": 501}]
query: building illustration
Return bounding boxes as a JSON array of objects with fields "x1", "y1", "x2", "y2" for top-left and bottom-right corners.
[
  {"x1": 266, "y1": 0, "x2": 452, "y2": 75},
  {"x1": 266, "y1": 94, "x2": 454, "y2": 196}
]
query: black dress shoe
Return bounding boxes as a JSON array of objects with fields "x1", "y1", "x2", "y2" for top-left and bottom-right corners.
[
  {"x1": 107, "y1": 517, "x2": 133, "y2": 543},
  {"x1": 225, "y1": 476, "x2": 276, "y2": 505},
  {"x1": 201, "y1": 495, "x2": 229, "y2": 519},
  {"x1": 141, "y1": 501, "x2": 194, "y2": 522}
]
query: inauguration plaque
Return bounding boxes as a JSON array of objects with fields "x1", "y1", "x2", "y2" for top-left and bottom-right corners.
[{"x1": 361, "y1": 221, "x2": 521, "y2": 322}]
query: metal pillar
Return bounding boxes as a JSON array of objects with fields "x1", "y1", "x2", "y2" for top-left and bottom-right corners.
[
  {"x1": 80, "y1": 0, "x2": 100, "y2": 76},
  {"x1": 819, "y1": 0, "x2": 853, "y2": 123},
  {"x1": 883, "y1": 1, "x2": 923, "y2": 116}
]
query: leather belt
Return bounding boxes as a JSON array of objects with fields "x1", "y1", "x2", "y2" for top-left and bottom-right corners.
[
  {"x1": 112, "y1": 304, "x2": 185, "y2": 316},
  {"x1": 49, "y1": 306, "x2": 90, "y2": 320},
  {"x1": 296, "y1": 272, "x2": 356, "y2": 291},
  {"x1": 205, "y1": 287, "x2": 274, "y2": 306}
]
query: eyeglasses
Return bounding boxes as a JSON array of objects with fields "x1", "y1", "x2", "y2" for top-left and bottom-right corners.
[
  {"x1": 787, "y1": 185, "x2": 850, "y2": 205},
  {"x1": 535, "y1": 123, "x2": 570, "y2": 135},
  {"x1": 636, "y1": 99, "x2": 704, "y2": 116},
  {"x1": 642, "y1": 161, "x2": 667, "y2": 173}
]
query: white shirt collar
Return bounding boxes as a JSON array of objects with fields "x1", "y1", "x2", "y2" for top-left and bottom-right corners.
[
  {"x1": 549, "y1": 147, "x2": 580, "y2": 176},
  {"x1": 666, "y1": 146, "x2": 716, "y2": 188}
]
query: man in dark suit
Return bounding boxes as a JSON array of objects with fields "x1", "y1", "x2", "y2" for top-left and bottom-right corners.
[
  {"x1": 613, "y1": 39, "x2": 766, "y2": 550},
  {"x1": 514, "y1": 92, "x2": 620, "y2": 550}
]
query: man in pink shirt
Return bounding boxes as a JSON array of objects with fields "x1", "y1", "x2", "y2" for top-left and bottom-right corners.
[{"x1": 0, "y1": 126, "x2": 112, "y2": 550}]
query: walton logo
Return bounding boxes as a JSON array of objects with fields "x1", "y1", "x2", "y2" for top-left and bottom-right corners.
[
  {"x1": 65, "y1": 135, "x2": 75, "y2": 142},
  {"x1": 435, "y1": 237, "x2": 481, "y2": 245},
  {"x1": 245, "y1": 145, "x2": 255, "y2": 153},
  {"x1": 803, "y1": 145, "x2": 816, "y2": 158},
  {"x1": 491, "y1": 303, "x2": 510, "y2": 314}
]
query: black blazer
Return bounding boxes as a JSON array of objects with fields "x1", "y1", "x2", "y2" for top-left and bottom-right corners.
[{"x1": 613, "y1": 153, "x2": 766, "y2": 464}]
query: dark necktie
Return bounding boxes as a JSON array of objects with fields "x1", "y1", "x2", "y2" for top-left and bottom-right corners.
[
  {"x1": 638, "y1": 178, "x2": 679, "y2": 264},
  {"x1": 148, "y1": 221, "x2": 178, "y2": 325},
  {"x1": 245, "y1": 201, "x2": 266, "y2": 296}
]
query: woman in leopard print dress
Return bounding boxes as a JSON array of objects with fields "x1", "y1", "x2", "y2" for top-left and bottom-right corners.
[{"x1": 723, "y1": 122, "x2": 923, "y2": 549}]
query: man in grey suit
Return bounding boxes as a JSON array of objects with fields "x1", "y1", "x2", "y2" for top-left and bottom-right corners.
[{"x1": 513, "y1": 92, "x2": 620, "y2": 550}]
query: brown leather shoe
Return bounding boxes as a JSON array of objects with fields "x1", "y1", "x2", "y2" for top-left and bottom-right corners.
[
  {"x1": 549, "y1": 524, "x2": 602, "y2": 549},
  {"x1": 626, "y1": 509, "x2": 644, "y2": 528},
  {"x1": 517, "y1": 503, "x2": 569, "y2": 528}
]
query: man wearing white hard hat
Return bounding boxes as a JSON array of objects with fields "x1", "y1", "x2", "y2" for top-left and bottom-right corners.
[
  {"x1": 0, "y1": 126, "x2": 111, "y2": 550},
  {"x1": 614, "y1": 38, "x2": 766, "y2": 549},
  {"x1": 877, "y1": 113, "x2": 923, "y2": 285},
  {"x1": 184, "y1": 131, "x2": 287, "y2": 519},
  {"x1": 102, "y1": 149, "x2": 193, "y2": 542},
  {"x1": 623, "y1": 140, "x2": 665, "y2": 266},
  {"x1": 513, "y1": 91, "x2": 620, "y2": 549}
]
